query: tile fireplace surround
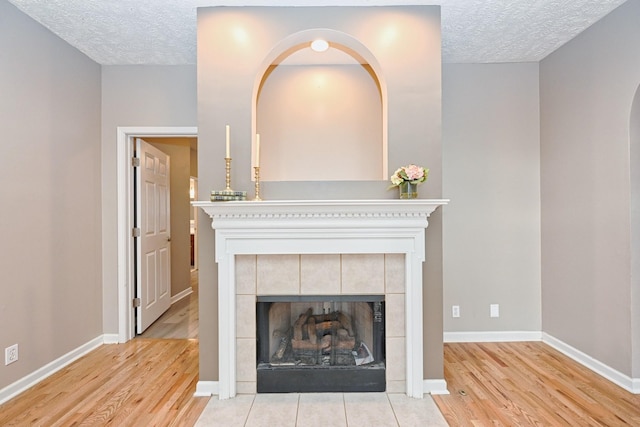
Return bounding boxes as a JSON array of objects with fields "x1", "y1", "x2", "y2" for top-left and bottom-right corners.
[{"x1": 194, "y1": 199, "x2": 448, "y2": 399}]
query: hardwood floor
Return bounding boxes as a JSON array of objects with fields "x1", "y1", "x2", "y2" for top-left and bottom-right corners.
[
  {"x1": 433, "y1": 342, "x2": 640, "y2": 426},
  {"x1": 2, "y1": 274, "x2": 639, "y2": 427},
  {"x1": 0, "y1": 339, "x2": 209, "y2": 426}
]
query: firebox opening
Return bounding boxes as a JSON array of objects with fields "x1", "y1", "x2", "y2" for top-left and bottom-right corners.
[{"x1": 256, "y1": 295, "x2": 385, "y2": 393}]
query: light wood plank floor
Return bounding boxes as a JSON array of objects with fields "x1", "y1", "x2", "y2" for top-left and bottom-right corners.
[
  {"x1": 433, "y1": 342, "x2": 640, "y2": 426},
  {"x1": 0, "y1": 339, "x2": 210, "y2": 426},
  {"x1": 3, "y1": 340, "x2": 638, "y2": 426},
  {"x1": 3, "y1": 271, "x2": 639, "y2": 427}
]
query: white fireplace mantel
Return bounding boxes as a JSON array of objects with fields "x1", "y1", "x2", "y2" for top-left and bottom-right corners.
[{"x1": 194, "y1": 199, "x2": 448, "y2": 399}]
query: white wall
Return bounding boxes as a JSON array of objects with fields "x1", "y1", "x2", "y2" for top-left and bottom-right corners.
[
  {"x1": 0, "y1": 0, "x2": 102, "y2": 390},
  {"x1": 442, "y1": 63, "x2": 541, "y2": 334},
  {"x1": 540, "y1": 0, "x2": 640, "y2": 376}
]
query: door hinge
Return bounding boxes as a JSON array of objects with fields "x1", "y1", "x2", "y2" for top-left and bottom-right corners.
[
  {"x1": 132, "y1": 157, "x2": 140, "y2": 167},
  {"x1": 132, "y1": 227, "x2": 141, "y2": 237},
  {"x1": 132, "y1": 297, "x2": 141, "y2": 308}
]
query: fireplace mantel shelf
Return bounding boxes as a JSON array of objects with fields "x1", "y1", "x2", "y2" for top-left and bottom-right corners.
[
  {"x1": 195, "y1": 198, "x2": 448, "y2": 400},
  {"x1": 193, "y1": 199, "x2": 448, "y2": 228}
]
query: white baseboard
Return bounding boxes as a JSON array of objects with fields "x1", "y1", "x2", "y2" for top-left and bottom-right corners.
[
  {"x1": 103, "y1": 333, "x2": 121, "y2": 344},
  {"x1": 423, "y1": 379, "x2": 449, "y2": 395},
  {"x1": 195, "y1": 381, "x2": 219, "y2": 397},
  {"x1": 542, "y1": 333, "x2": 640, "y2": 394},
  {"x1": 444, "y1": 331, "x2": 542, "y2": 343},
  {"x1": 0, "y1": 335, "x2": 109, "y2": 405},
  {"x1": 171, "y1": 287, "x2": 193, "y2": 304}
]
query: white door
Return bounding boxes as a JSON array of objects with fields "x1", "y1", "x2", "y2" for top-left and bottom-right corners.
[{"x1": 136, "y1": 138, "x2": 171, "y2": 333}]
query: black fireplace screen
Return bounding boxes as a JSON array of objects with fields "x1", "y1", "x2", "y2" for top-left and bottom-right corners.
[{"x1": 256, "y1": 295, "x2": 385, "y2": 393}]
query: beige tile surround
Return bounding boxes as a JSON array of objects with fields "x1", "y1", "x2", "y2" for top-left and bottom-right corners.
[{"x1": 235, "y1": 253, "x2": 406, "y2": 394}]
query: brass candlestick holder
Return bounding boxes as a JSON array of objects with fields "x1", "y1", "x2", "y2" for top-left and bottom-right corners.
[
  {"x1": 253, "y1": 166, "x2": 262, "y2": 201},
  {"x1": 211, "y1": 156, "x2": 246, "y2": 202},
  {"x1": 225, "y1": 157, "x2": 233, "y2": 191}
]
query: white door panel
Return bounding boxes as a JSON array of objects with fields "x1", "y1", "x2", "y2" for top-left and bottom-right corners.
[{"x1": 136, "y1": 138, "x2": 171, "y2": 333}]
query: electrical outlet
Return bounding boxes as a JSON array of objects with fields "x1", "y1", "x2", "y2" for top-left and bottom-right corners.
[
  {"x1": 5, "y1": 344, "x2": 18, "y2": 365},
  {"x1": 490, "y1": 304, "x2": 500, "y2": 318},
  {"x1": 452, "y1": 305, "x2": 460, "y2": 318}
]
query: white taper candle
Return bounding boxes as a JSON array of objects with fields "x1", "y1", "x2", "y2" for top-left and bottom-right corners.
[
  {"x1": 225, "y1": 125, "x2": 230, "y2": 158},
  {"x1": 256, "y1": 133, "x2": 260, "y2": 167}
]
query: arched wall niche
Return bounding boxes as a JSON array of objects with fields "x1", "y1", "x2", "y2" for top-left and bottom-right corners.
[
  {"x1": 631, "y1": 85, "x2": 640, "y2": 162},
  {"x1": 251, "y1": 29, "x2": 388, "y2": 182},
  {"x1": 630, "y1": 84, "x2": 640, "y2": 379},
  {"x1": 631, "y1": 85, "x2": 640, "y2": 250}
]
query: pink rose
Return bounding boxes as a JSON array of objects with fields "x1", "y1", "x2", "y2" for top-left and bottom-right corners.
[{"x1": 404, "y1": 164, "x2": 424, "y2": 181}]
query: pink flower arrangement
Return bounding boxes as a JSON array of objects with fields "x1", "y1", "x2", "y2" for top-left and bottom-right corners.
[{"x1": 389, "y1": 164, "x2": 429, "y2": 187}]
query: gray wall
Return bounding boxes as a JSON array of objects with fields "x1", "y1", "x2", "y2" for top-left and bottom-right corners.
[
  {"x1": 442, "y1": 63, "x2": 541, "y2": 333},
  {"x1": 0, "y1": 0, "x2": 102, "y2": 389},
  {"x1": 101, "y1": 65, "x2": 197, "y2": 333},
  {"x1": 540, "y1": 0, "x2": 640, "y2": 376}
]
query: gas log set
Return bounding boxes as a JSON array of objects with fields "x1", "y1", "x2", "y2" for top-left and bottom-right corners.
[{"x1": 270, "y1": 308, "x2": 372, "y2": 367}]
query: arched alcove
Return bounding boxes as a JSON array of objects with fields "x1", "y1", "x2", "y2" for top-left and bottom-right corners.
[
  {"x1": 631, "y1": 86, "x2": 640, "y2": 159},
  {"x1": 252, "y1": 29, "x2": 387, "y2": 182},
  {"x1": 630, "y1": 84, "x2": 640, "y2": 378},
  {"x1": 631, "y1": 85, "x2": 640, "y2": 249}
]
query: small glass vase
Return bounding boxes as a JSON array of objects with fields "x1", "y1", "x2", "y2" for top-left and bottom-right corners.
[{"x1": 399, "y1": 181, "x2": 418, "y2": 199}]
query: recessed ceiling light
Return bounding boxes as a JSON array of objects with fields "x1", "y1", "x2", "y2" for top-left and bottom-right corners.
[{"x1": 310, "y1": 39, "x2": 329, "y2": 52}]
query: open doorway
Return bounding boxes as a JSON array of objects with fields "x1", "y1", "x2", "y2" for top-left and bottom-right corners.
[
  {"x1": 135, "y1": 136, "x2": 199, "y2": 339},
  {"x1": 115, "y1": 127, "x2": 198, "y2": 343}
]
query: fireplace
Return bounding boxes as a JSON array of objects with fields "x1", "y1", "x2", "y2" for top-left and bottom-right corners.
[
  {"x1": 194, "y1": 199, "x2": 447, "y2": 399},
  {"x1": 256, "y1": 296, "x2": 385, "y2": 393}
]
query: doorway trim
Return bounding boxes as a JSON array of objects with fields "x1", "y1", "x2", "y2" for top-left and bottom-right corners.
[{"x1": 116, "y1": 126, "x2": 198, "y2": 342}]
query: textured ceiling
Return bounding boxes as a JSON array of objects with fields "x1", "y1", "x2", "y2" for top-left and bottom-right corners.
[{"x1": 7, "y1": 0, "x2": 629, "y2": 65}]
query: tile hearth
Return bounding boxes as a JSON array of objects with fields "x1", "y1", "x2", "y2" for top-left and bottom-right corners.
[{"x1": 195, "y1": 392, "x2": 448, "y2": 427}]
